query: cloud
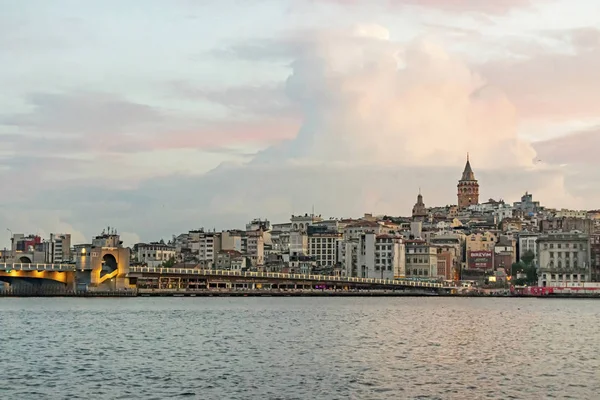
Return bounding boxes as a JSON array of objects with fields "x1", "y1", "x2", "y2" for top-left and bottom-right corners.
[
  {"x1": 2, "y1": 23, "x2": 598, "y2": 246},
  {"x1": 533, "y1": 127, "x2": 600, "y2": 165},
  {"x1": 299, "y1": 0, "x2": 536, "y2": 14},
  {"x1": 250, "y1": 28, "x2": 536, "y2": 168},
  {"x1": 480, "y1": 29, "x2": 600, "y2": 123},
  {"x1": 170, "y1": 81, "x2": 295, "y2": 117}
]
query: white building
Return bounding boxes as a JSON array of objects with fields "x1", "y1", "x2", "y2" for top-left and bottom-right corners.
[
  {"x1": 308, "y1": 232, "x2": 341, "y2": 267},
  {"x1": 245, "y1": 230, "x2": 265, "y2": 267},
  {"x1": 189, "y1": 231, "x2": 221, "y2": 266},
  {"x1": 405, "y1": 240, "x2": 438, "y2": 278},
  {"x1": 343, "y1": 220, "x2": 388, "y2": 239},
  {"x1": 493, "y1": 206, "x2": 514, "y2": 222},
  {"x1": 136, "y1": 242, "x2": 176, "y2": 267},
  {"x1": 290, "y1": 214, "x2": 323, "y2": 232},
  {"x1": 289, "y1": 231, "x2": 308, "y2": 256},
  {"x1": 44, "y1": 233, "x2": 71, "y2": 263},
  {"x1": 340, "y1": 232, "x2": 405, "y2": 279},
  {"x1": 554, "y1": 209, "x2": 588, "y2": 219},
  {"x1": 537, "y1": 233, "x2": 591, "y2": 287},
  {"x1": 518, "y1": 232, "x2": 538, "y2": 265}
]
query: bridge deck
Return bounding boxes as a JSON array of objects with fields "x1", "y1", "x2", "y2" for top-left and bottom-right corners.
[
  {"x1": 0, "y1": 263, "x2": 76, "y2": 272},
  {"x1": 129, "y1": 266, "x2": 444, "y2": 288}
]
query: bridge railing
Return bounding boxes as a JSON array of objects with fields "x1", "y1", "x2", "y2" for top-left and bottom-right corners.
[
  {"x1": 128, "y1": 266, "x2": 443, "y2": 288},
  {"x1": 0, "y1": 263, "x2": 76, "y2": 272}
]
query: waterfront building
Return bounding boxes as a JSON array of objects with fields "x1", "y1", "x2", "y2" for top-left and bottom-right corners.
[
  {"x1": 43, "y1": 233, "x2": 71, "y2": 263},
  {"x1": 494, "y1": 235, "x2": 516, "y2": 270},
  {"x1": 289, "y1": 254, "x2": 317, "y2": 274},
  {"x1": 429, "y1": 233, "x2": 463, "y2": 279},
  {"x1": 189, "y1": 230, "x2": 221, "y2": 267},
  {"x1": 308, "y1": 229, "x2": 341, "y2": 268},
  {"x1": 518, "y1": 232, "x2": 539, "y2": 265},
  {"x1": 9, "y1": 233, "x2": 45, "y2": 263},
  {"x1": 215, "y1": 250, "x2": 247, "y2": 271},
  {"x1": 589, "y1": 233, "x2": 600, "y2": 282},
  {"x1": 536, "y1": 233, "x2": 591, "y2": 287},
  {"x1": 457, "y1": 154, "x2": 479, "y2": 210},
  {"x1": 405, "y1": 239, "x2": 437, "y2": 278},
  {"x1": 245, "y1": 230, "x2": 265, "y2": 267},
  {"x1": 341, "y1": 232, "x2": 405, "y2": 279},
  {"x1": 135, "y1": 241, "x2": 176, "y2": 267},
  {"x1": 435, "y1": 249, "x2": 453, "y2": 280}
]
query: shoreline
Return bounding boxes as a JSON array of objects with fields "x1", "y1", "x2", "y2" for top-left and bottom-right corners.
[{"x1": 1, "y1": 289, "x2": 600, "y2": 299}]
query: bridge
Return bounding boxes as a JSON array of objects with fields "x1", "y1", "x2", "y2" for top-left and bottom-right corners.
[
  {"x1": 128, "y1": 266, "x2": 446, "y2": 292},
  {"x1": 1, "y1": 263, "x2": 453, "y2": 294},
  {"x1": 0, "y1": 263, "x2": 76, "y2": 287}
]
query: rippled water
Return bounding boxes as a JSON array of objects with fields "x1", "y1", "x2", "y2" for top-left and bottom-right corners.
[{"x1": 0, "y1": 297, "x2": 599, "y2": 399}]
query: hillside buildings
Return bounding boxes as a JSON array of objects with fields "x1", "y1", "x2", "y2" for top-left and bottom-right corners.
[{"x1": 4, "y1": 156, "x2": 600, "y2": 288}]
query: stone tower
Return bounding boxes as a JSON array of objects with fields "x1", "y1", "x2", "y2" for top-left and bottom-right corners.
[
  {"x1": 412, "y1": 189, "x2": 427, "y2": 221},
  {"x1": 457, "y1": 154, "x2": 479, "y2": 210}
]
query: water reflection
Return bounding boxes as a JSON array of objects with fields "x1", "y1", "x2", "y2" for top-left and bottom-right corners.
[{"x1": 1, "y1": 298, "x2": 598, "y2": 399}]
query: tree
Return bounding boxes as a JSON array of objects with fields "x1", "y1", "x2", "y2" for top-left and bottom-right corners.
[
  {"x1": 162, "y1": 257, "x2": 175, "y2": 268},
  {"x1": 511, "y1": 260, "x2": 537, "y2": 286},
  {"x1": 511, "y1": 261, "x2": 525, "y2": 276},
  {"x1": 521, "y1": 250, "x2": 535, "y2": 266}
]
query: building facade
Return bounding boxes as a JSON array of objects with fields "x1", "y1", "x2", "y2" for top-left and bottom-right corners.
[
  {"x1": 136, "y1": 242, "x2": 176, "y2": 267},
  {"x1": 405, "y1": 240, "x2": 438, "y2": 278},
  {"x1": 44, "y1": 233, "x2": 71, "y2": 263},
  {"x1": 518, "y1": 232, "x2": 538, "y2": 265},
  {"x1": 308, "y1": 232, "x2": 341, "y2": 268},
  {"x1": 537, "y1": 233, "x2": 591, "y2": 287}
]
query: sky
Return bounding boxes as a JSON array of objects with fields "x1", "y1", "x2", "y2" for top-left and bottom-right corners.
[{"x1": 1, "y1": 0, "x2": 600, "y2": 247}]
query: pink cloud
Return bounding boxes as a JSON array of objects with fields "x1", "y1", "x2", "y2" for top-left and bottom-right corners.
[
  {"x1": 480, "y1": 45, "x2": 600, "y2": 122},
  {"x1": 144, "y1": 118, "x2": 300, "y2": 152}
]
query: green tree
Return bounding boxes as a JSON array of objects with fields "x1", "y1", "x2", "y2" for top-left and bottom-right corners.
[
  {"x1": 511, "y1": 261, "x2": 525, "y2": 276},
  {"x1": 521, "y1": 250, "x2": 535, "y2": 266},
  {"x1": 511, "y1": 259, "x2": 538, "y2": 285},
  {"x1": 162, "y1": 257, "x2": 176, "y2": 268}
]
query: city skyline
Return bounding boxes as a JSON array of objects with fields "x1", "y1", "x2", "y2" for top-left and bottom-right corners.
[{"x1": 2, "y1": 0, "x2": 600, "y2": 247}]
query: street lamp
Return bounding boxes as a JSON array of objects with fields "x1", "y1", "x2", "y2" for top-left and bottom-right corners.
[{"x1": 5, "y1": 228, "x2": 13, "y2": 262}]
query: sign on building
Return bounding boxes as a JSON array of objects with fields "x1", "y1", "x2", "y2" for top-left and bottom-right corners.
[{"x1": 468, "y1": 250, "x2": 493, "y2": 270}]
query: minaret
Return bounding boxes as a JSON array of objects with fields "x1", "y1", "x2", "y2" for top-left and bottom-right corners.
[
  {"x1": 457, "y1": 153, "x2": 479, "y2": 210},
  {"x1": 412, "y1": 188, "x2": 427, "y2": 221}
]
